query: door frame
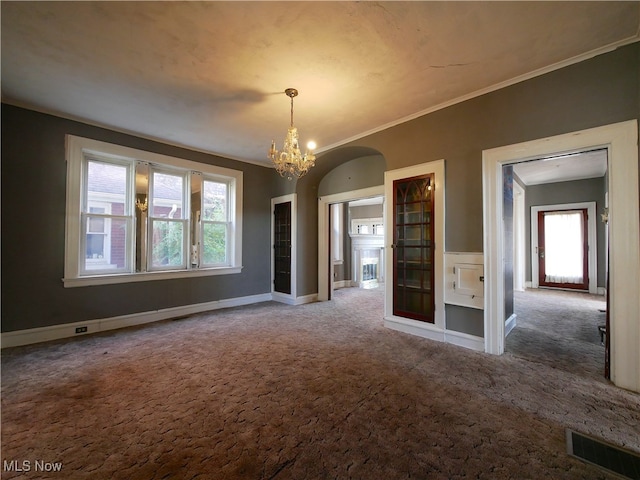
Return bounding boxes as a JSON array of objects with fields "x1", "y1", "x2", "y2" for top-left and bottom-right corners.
[
  {"x1": 531, "y1": 202, "x2": 597, "y2": 294},
  {"x1": 271, "y1": 194, "x2": 297, "y2": 304},
  {"x1": 513, "y1": 181, "x2": 526, "y2": 292},
  {"x1": 318, "y1": 186, "x2": 384, "y2": 302},
  {"x1": 483, "y1": 120, "x2": 640, "y2": 393},
  {"x1": 384, "y1": 160, "x2": 446, "y2": 337}
]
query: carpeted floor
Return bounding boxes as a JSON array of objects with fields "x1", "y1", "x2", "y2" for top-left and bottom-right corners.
[
  {"x1": 1, "y1": 286, "x2": 638, "y2": 479},
  {"x1": 507, "y1": 288, "x2": 608, "y2": 382}
]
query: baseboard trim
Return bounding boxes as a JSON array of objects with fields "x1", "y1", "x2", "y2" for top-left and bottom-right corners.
[
  {"x1": 444, "y1": 330, "x2": 485, "y2": 352},
  {"x1": 271, "y1": 292, "x2": 296, "y2": 305},
  {"x1": 293, "y1": 293, "x2": 318, "y2": 305},
  {"x1": 505, "y1": 313, "x2": 518, "y2": 337},
  {"x1": 271, "y1": 292, "x2": 318, "y2": 306},
  {"x1": 384, "y1": 316, "x2": 445, "y2": 342},
  {"x1": 1, "y1": 293, "x2": 272, "y2": 349},
  {"x1": 385, "y1": 315, "x2": 485, "y2": 352},
  {"x1": 333, "y1": 280, "x2": 351, "y2": 289}
]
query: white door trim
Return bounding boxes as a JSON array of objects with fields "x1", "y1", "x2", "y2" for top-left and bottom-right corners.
[
  {"x1": 482, "y1": 120, "x2": 640, "y2": 393},
  {"x1": 513, "y1": 181, "x2": 526, "y2": 292},
  {"x1": 383, "y1": 160, "x2": 446, "y2": 334},
  {"x1": 530, "y1": 202, "x2": 597, "y2": 294},
  {"x1": 271, "y1": 194, "x2": 297, "y2": 304}
]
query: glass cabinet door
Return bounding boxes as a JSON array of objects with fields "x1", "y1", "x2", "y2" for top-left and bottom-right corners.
[
  {"x1": 393, "y1": 174, "x2": 435, "y2": 322},
  {"x1": 274, "y1": 201, "x2": 292, "y2": 294}
]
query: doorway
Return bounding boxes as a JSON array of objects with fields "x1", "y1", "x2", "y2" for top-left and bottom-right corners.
[
  {"x1": 318, "y1": 186, "x2": 385, "y2": 302},
  {"x1": 483, "y1": 120, "x2": 640, "y2": 393},
  {"x1": 537, "y1": 208, "x2": 589, "y2": 291},
  {"x1": 273, "y1": 200, "x2": 292, "y2": 295},
  {"x1": 530, "y1": 202, "x2": 598, "y2": 294},
  {"x1": 271, "y1": 194, "x2": 297, "y2": 304}
]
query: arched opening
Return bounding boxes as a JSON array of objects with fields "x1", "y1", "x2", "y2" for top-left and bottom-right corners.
[{"x1": 313, "y1": 148, "x2": 387, "y2": 302}]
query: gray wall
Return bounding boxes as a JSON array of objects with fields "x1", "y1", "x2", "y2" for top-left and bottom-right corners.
[
  {"x1": 349, "y1": 204, "x2": 383, "y2": 220},
  {"x1": 295, "y1": 42, "x2": 639, "y2": 299},
  {"x1": 1, "y1": 105, "x2": 279, "y2": 332},
  {"x1": 3, "y1": 42, "x2": 638, "y2": 336},
  {"x1": 524, "y1": 176, "x2": 607, "y2": 286}
]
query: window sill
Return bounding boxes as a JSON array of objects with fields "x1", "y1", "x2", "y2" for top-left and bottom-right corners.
[{"x1": 63, "y1": 266, "x2": 243, "y2": 288}]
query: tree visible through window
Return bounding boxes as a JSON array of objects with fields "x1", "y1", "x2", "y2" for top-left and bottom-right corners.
[{"x1": 202, "y1": 180, "x2": 229, "y2": 265}]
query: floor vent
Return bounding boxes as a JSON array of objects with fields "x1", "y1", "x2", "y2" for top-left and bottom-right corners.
[{"x1": 566, "y1": 429, "x2": 640, "y2": 479}]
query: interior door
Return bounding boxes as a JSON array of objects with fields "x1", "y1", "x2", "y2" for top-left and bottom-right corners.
[
  {"x1": 273, "y1": 201, "x2": 292, "y2": 294},
  {"x1": 537, "y1": 208, "x2": 589, "y2": 290},
  {"x1": 392, "y1": 174, "x2": 435, "y2": 322}
]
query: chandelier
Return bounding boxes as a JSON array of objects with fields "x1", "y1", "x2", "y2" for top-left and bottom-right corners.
[{"x1": 268, "y1": 88, "x2": 316, "y2": 180}]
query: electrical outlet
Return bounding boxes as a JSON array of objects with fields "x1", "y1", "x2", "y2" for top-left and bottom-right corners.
[{"x1": 75, "y1": 326, "x2": 88, "y2": 334}]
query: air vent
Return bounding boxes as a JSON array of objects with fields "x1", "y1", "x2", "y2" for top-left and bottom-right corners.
[{"x1": 566, "y1": 429, "x2": 640, "y2": 479}]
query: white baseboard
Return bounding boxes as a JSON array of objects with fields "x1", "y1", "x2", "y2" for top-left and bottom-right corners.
[
  {"x1": 505, "y1": 313, "x2": 517, "y2": 337},
  {"x1": 1, "y1": 293, "x2": 272, "y2": 349},
  {"x1": 293, "y1": 293, "x2": 318, "y2": 305},
  {"x1": 384, "y1": 316, "x2": 445, "y2": 343},
  {"x1": 444, "y1": 330, "x2": 485, "y2": 352},
  {"x1": 271, "y1": 292, "x2": 296, "y2": 305},
  {"x1": 384, "y1": 315, "x2": 484, "y2": 352},
  {"x1": 271, "y1": 292, "x2": 318, "y2": 306},
  {"x1": 333, "y1": 280, "x2": 351, "y2": 289},
  {"x1": 597, "y1": 287, "x2": 606, "y2": 296}
]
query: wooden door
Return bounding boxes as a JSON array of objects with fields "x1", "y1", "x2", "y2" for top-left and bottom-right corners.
[
  {"x1": 392, "y1": 174, "x2": 435, "y2": 322},
  {"x1": 537, "y1": 209, "x2": 588, "y2": 290},
  {"x1": 273, "y1": 201, "x2": 292, "y2": 294}
]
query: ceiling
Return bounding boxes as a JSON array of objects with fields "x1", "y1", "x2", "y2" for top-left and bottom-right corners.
[
  {"x1": 513, "y1": 149, "x2": 608, "y2": 185},
  {"x1": 2, "y1": 2, "x2": 639, "y2": 167}
]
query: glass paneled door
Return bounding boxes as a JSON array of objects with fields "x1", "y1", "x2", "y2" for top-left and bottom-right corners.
[
  {"x1": 273, "y1": 201, "x2": 292, "y2": 294},
  {"x1": 393, "y1": 174, "x2": 435, "y2": 322}
]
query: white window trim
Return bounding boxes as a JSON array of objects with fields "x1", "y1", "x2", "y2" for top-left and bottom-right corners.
[
  {"x1": 84, "y1": 201, "x2": 116, "y2": 271},
  {"x1": 64, "y1": 135, "x2": 243, "y2": 287},
  {"x1": 350, "y1": 217, "x2": 384, "y2": 236},
  {"x1": 200, "y1": 178, "x2": 233, "y2": 268},
  {"x1": 148, "y1": 166, "x2": 190, "y2": 271}
]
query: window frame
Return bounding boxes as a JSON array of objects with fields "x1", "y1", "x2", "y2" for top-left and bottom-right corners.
[
  {"x1": 64, "y1": 135, "x2": 243, "y2": 287},
  {"x1": 200, "y1": 178, "x2": 233, "y2": 267},
  {"x1": 147, "y1": 166, "x2": 190, "y2": 271}
]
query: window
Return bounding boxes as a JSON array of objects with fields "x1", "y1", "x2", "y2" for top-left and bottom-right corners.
[
  {"x1": 351, "y1": 218, "x2": 384, "y2": 236},
  {"x1": 65, "y1": 135, "x2": 243, "y2": 287},
  {"x1": 331, "y1": 203, "x2": 343, "y2": 264}
]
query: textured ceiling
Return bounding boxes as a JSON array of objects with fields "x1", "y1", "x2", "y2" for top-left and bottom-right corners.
[{"x1": 2, "y1": 2, "x2": 639, "y2": 166}]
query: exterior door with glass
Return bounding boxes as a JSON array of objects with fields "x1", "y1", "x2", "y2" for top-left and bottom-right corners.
[{"x1": 537, "y1": 208, "x2": 589, "y2": 290}]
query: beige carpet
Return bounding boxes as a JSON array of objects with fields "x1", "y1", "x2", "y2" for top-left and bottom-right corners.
[{"x1": 2, "y1": 287, "x2": 639, "y2": 479}]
